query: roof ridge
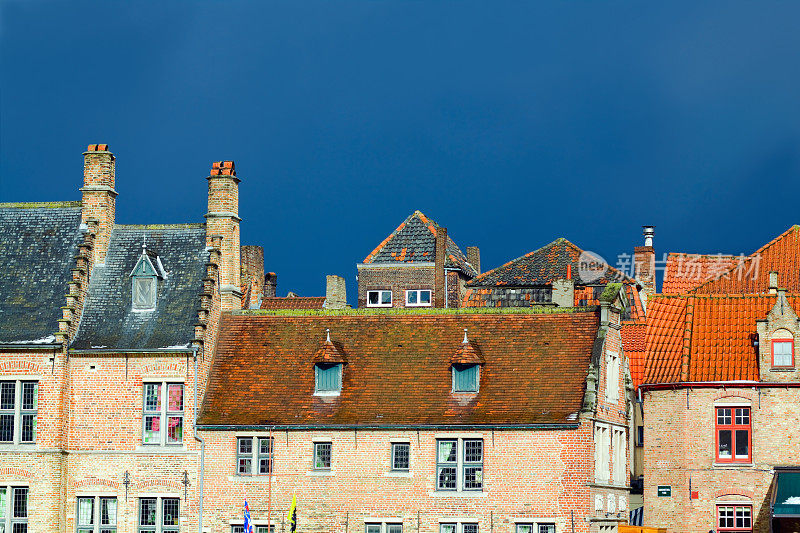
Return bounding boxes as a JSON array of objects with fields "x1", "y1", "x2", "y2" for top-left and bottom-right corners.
[
  {"x1": 115, "y1": 223, "x2": 206, "y2": 229},
  {"x1": 362, "y1": 211, "x2": 420, "y2": 263},
  {"x1": 667, "y1": 251, "x2": 738, "y2": 259},
  {"x1": 469, "y1": 238, "x2": 564, "y2": 284},
  {"x1": 0, "y1": 201, "x2": 81, "y2": 209}
]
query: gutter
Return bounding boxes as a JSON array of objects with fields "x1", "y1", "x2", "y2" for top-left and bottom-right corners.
[
  {"x1": 69, "y1": 348, "x2": 194, "y2": 354},
  {"x1": 0, "y1": 343, "x2": 63, "y2": 350},
  {"x1": 196, "y1": 423, "x2": 581, "y2": 431},
  {"x1": 640, "y1": 381, "x2": 800, "y2": 391},
  {"x1": 193, "y1": 344, "x2": 205, "y2": 533}
]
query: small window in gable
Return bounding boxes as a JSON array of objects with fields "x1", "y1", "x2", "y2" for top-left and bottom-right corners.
[
  {"x1": 130, "y1": 245, "x2": 164, "y2": 311},
  {"x1": 772, "y1": 329, "x2": 794, "y2": 368},
  {"x1": 315, "y1": 363, "x2": 342, "y2": 394},
  {"x1": 452, "y1": 364, "x2": 479, "y2": 393}
]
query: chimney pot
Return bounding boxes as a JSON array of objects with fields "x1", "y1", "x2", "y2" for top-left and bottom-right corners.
[
  {"x1": 642, "y1": 225, "x2": 655, "y2": 248},
  {"x1": 466, "y1": 246, "x2": 481, "y2": 276},
  {"x1": 324, "y1": 275, "x2": 347, "y2": 309},
  {"x1": 769, "y1": 271, "x2": 779, "y2": 294}
]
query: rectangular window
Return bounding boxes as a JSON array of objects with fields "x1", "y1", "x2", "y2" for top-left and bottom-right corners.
[
  {"x1": 367, "y1": 290, "x2": 392, "y2": 307},
  {"x1": 436, "y1": 438, "x2": 483, "y2": 491},
  {"x1": 77, "y1": 496, "x2": 117, "y2": 533},
  {"x1": 716, "y1": 407, "x2": 751, "y2": 463},
  {"x1": 605, "y1": 351, "x2": 619, "y2": 402},
  {"x1": 0, "y1": 487, "x2": 28, "y2": 533},
  {"x1": 365, "y1": 523, "x2": 403, "y2": 533},
  {"x1": 516, "y1": 524, "x2": 555, "y2": 533},
  {"x1": 611, "y1": 428, "x2": 626, "y2": 485},
  {"x1": 0, "y1": 381, "x2": 38, "y2": 445},
  {"x1": 405, "y1": 290, "x2": 432, "y2": 307},
  {"x1": 773, "y1": 339, "x2": 794, "y2": 367},
  {"x1": 717, "y1": 505, "x2": 752, "y2": 533},
  {"x1": 441, "y1": 524, "x2": 477, "y2": 533},
  {"x1": 452, "y1": 365, "x2": 479, "y2": 393},
  {"x1": 391, "y1": 442, "x2": 410, "y2": 471},
  {"x1": 636, "y1": 425, "x2": 644, "y2": 447},
  {"x1": 232, "y1": 526, "x2": 274, "y2": 533},
  {"x1": 594, "y1": 425, "x2": 610, "y2": 483},
  {"x1": 138, "y1": 497, "x2": 179, "y2": 533},
  {"x1": 133, "y1": 277, "x2": 157, "y2": 310},
  {"x1": 236, "y1": 437, "x2": 274, "y2": 475},
  {"x1": 142, "y1": 383, "x2": 183, "y2": 446},
  {"x1": 314, "y1": 364, "x2": 342, "y2": 394},
  {"x1": 314, "y1": 442, "x2": 332, "y2": 470}
]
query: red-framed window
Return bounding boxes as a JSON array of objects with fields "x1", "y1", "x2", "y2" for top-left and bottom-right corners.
[
  {"x1": 717, "y1": 504, "x2": 752, "y2": 533},
  {"x1": 715, "y1": 407, "x2": 751, "y2": 463},
  {"x1": 772, "y1": 339, "x2": 794, "y2": 368}
]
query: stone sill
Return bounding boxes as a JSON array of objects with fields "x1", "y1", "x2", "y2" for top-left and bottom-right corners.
[
  {"x1": 713, "y1": 462, "x2": 753, "y2": 468},
  {"x1": 428, "y1": 490, "x2": 487, "y2": 498}
]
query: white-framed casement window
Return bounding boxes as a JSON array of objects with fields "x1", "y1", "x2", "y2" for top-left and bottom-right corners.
[
  {"x1": 594, "y1": 424, "x2": 610, "y2": 483},
  {"x1": 77, "y1": 496, "x2": 117, "y2": 533},
  {"x1": 605, "y1": 351, "x2": 619, "y2": 403},
  {"x1": 391, "y1": 442, "x2": 410, "y2": 471},
  {"x1": 314, "y1": 441, "x2": 332, "y2": 470},
  {"x1": 516, "y1": 523, "x2": 556, "y2": 533},
  {"x1": 236, "y1": 436, "x2": 274, "y2": 475},
  {"x1": 611, "y1": 428, "x2": 626, "y2": 485},
  {"x1": 367, "y1": 290, "x2": 392, "y2": 307},
  {"x1": 436, "y1": 438, "x2": 483, "y2": 491},
  {"x1": 138, "y1": 497, "x2": 179, "y2": 533},
  {"x1": 366, "y1": 522, "x2": 403, "y2": 533},
  {"x1": 0, "y1": 380, "x2": 38, "y2": 444},
  {"x1": 314, "y1": 364, "x2": 342, "y2": 395},
  {"x1": 232, "y1": 526, "x2": 274, "y2": 533},
  {"x1": 142, "y1": 383, "x2": 184, "y2": 446},
  {"x1": 440, "y1": 523, "x2": 478, "y2": 533},
  {"x1": 405, "y1": 289, "x2": 432, "y2": 307},
  {"x1": 0, "y1": 486, "x2": 28, "y2": 532}
]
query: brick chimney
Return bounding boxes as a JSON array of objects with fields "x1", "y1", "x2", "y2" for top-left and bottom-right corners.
[
  {"x1": 206, "y1": 161, "x2": 242, "y2": 310},
  {"x1": 264, "y1": 272, "x2": 277, "y2": 297},
  {"x1": 466, "y1": 246, "x2": 480, "y2": 276},
  {"x1": 634, "y1": 225, "x2": 656, "y2": 301},
  {"x1": 434, "y1": 227, "x2": 448, "y2": 308},
  {"x1": 241, "y1": 245, "x2": 265, "y2": 308},
  {"x1": 769, "y1": 271, "x2": 779, "y2": 294},
  {"x1": 324, "y1": 275, "x2": 347, "y2": 309},
  {"x1": 81, "y1": 144, "x2": 117, "y2": 264}
]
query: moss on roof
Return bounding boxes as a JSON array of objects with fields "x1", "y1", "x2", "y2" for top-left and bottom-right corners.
[
  {"x1": 233, "y1": 305, "x2": 599, "y2": 317},
  {"x1": 0, "y1": 201, "x2": 81, "y2": 209}
]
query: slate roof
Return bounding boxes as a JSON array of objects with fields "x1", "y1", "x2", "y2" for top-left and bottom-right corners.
[
  {"x1": 0, "y1": 202, "x2": 84, "y2": 345},
  {"x1": 198, "y1": 309, "x2": 600, "y2": 427},
  {"x1": 362, "y1": 211, "x2": 477, "y2": 277},
  {"x1": 260, "y1": 296, "x2": 327, "y2": 310},
  {"x1": 662, "y1": 253, "x2": 739, "y2": 294},
  {"x1": 71, "y1": 224, "x2": 209, "y2": 351},
  {"x1": 642, "y1": 294, "x2": 799, "y2": 384}
]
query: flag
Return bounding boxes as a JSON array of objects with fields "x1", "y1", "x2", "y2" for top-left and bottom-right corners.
[
  {"x1": 244, "y1": 500, "x2": 253, "y2": 533},
  {"x1": 287, "y1": 494, "x2": 297, "y2": 533}
]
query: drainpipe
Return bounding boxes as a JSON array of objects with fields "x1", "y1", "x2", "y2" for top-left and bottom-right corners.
[{"x1": 193, "y1": 344, "x2": 205, "y2": 533}]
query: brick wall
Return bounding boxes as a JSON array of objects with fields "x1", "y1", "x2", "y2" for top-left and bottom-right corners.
[
  {"x1": 357, "y1": 266, "x2": 436, "y2": 309},
  {"x1": 643, "y1": 387, "x2": 800, "y2": 532}
]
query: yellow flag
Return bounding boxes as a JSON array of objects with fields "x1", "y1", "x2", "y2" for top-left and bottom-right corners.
[{"x1": 287, "y1": 493, "x2": 297, "y2": 532}]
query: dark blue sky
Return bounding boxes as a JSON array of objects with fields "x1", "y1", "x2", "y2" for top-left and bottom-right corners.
[{"x1": 2, "y1": 1, "x2": 800, "y2": 302}]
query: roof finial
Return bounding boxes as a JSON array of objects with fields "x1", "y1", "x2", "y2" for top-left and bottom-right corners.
[
  {"x1": 463, "y1": 328, "x2": 469, "y2": 344},
  {"x1": 326, "y1": 328, "x2": 331, "y2": 343}
]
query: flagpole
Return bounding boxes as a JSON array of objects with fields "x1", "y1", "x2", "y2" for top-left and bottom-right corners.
[{"x1": 267, "y1": 426, "x2": 273, "y2": 533}]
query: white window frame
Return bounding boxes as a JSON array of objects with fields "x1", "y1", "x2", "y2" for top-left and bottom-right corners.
[
  {"x1": 451, "y1": 365, "x2": 480, "y2": 393},
  {"x1": 232, "y1": 526, "x2": 274, "y2": 533},
  {"x1": 405, "y1": 289, "x2": 432, "y2": 307},
  {"x1": 365, "y1": 522, "x2": 403, "y2": 533},
  {"x1": 314, "y1": 363, "x2": 342, "y2": 396},
  {"x1": 0, "y1": 486, "x2": 28, "y2": 532},
  {"x1": 435, "y1": 438, "x2": 484, "y2": 492},
  {"x1": 605, "y1": 351, "x2": 619, "y2": 403},
  {"x1": 236, "y1": 436, "x2": 274, "y2": 476},
  {"x1": 366, "y1": 290, "x2": 393, "y2": 307},
  {"x1": 314, "y1": 441, "x2": 332, "y2": 470},
  {"x1": 76, "y1": 495, "x2": 117, "y2": 533},
  {"x1": 142, "y1": 382, "x2": 184, "y2": 446},
  {"x1": 516, "y1": 523, "x2": 556, "y2": 533},
  {"x1": 137, "y1": 496, "x2": 179, "y2": 533},
  {"x1": 132, "y1": 276, "x2": 157, "y2": 311},
  {"x1": 594, "y1": 424, "x2": 610, "y2": 483},
  {"x1": 611, "y1": 427, "x2": 626, "y2": 485},
  {"x1": 440, "y1": 523, "x2": 478, "y2": 533},
  {"x1": 0, "y1": 380, "x2": 38, "y2": 445}
]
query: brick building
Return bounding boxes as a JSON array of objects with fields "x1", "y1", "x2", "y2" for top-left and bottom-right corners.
[
  {"x1": 0, "y1": 145, "x2": 248, "y2": 532},
  {"x1": 357, "y1": 211, "x2": 478, "y2": 309},
  {"x1": 196, "y1": 283, "x2": 632, "y2": 533},
  {"x1": 641, "y1": 226, "x2": 800, "y2": 532}
]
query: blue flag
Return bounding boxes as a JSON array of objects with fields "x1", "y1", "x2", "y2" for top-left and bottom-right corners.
[{"x1": 244, "y1": 500, "x2": 253, "y2": 533}]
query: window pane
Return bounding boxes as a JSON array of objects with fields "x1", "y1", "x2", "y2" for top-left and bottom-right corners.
[
  {"x1": 717, "y1": 408, "x2": 731, "y2": 425},
  {"x1": 167, "y1": 385, "x2": 183, "y2": 411},
  {"x1": 381, "y1": 291, "x2": 391, "y2": 304},
  {"x1": 133, "y1": 277, "x2": 156, "y2": 308},
  {"x1": 516, "y1": 526, "x2": 532, "y2": 533},
  {"x1": 774, "y1": 341, "x2": 792, "y2": 366},
  {"x1": 78, "y1": 497, "x2": 94, "y2": 525},
  {"x1": 453, "y1": 365, "x2": 478, "y2": 392},
  {"x1": 538, "y1": 526, "x2": 556, "y2": 533},
  {"x1": 437, "y1": 466, "x2": 457, "y2": 490},
  {"x1": 256, "y1": 527, "x2": 274, "y2": 533},
  {"x1": 12, "y1": 488, "x2": 27, "y2": 518},
  {"x1": 463, "y1": 440, "x2": 483, "y2": 462},
  {"x1": 239, "y1": 458, "x2": 252, "y2": 475},
  {"x1": 0, "y1": 382, "x2": 15, "y2": 410},
  {"x1": 232, "y1": 527, "x2": 245, "y2": 533},
  {"x1": 368, "y1": 292, "x2": 379, "y2": 305},
  {"x1": 366, "y1": 524, "x2": 381, "y2": 533},
  {"x1": 735, "y1": 430, "x2": 749, "y2": 458},
  {"x1": 20, "y1": 415, "x2": 35, "y2": 443},
  {"x1": 437, "y1": 440, "x2": 457, "y2": 463},
  {"x1": 736, "y1": 506, "x2": 751, "y2": 527},
  {"x1": 407, "y1": 291, "x2": 418, "y2": 304},
  {"x1": 139, "y1": 498, "x2": 157, "y2": 526},
  {"x1": 316, "y1": 364, "x2": 341, "y2": 392},
  {"x1": 101, "y1": 498, "x2": 117, "y2": 526},
  {"x1": 162, "y1": 498, "x2": 179, "y2": 526},
  {"x1": 392, "y1": 443, "x2": 410, "y2": 470},
  {"x1": 143, "y1": 416, "x2": 161, "y2": 444},
  {"x1": 718, "y1": 506, "x2": 733, "y2": 527},
  {"x1": 315, "y1": 442, "x2": 331, "y2": 469},
  {"x1": 420, "y1": 291, "x2": 431, "y2": 304},
  {"x1": 463, "y1": 524, "x2": 478, "y2": 533},
  {"x1": 440, "y1": 525, "x2": 456, "y2": 533},
  {"x1": 143, "y1": 384, "x2": 161, "y2": 412},
  {"x1": 239, "y1": 437, "x2": 253, "y2": 455},
  {"x1": 0, "y1": 487, "x2": 6, "y2": 518},
  {"x1": 20, "y1": 383, "x2": 36, "y2": 411},
  {"x1": 463, "y1": 466, "x2": 483, "y2": 489},
  {"x1": 718, "y1": 430, "x2": 732, "y2": 458},
  {"x1": 388, "y1": 525, "x2": 403, "y2": 533},
  {"x1": 166, "y1": 416, "x2": 182, "y2": 444},
  {"x1": 0, "y1": 415, "x2": 14, "y2": 442},
  {"x1": 11, "y1": 525, "x2": 26, "y2": 533},
  {"x1": 736, "y1": 408, "x2": 750, "y2": 425},
  {"x1": 259, "y1": 437, "x2": 273, "y2": 474}
]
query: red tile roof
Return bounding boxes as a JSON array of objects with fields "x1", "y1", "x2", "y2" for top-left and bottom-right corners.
[
  {"x1": 621, "y1": 323, "x2": 646, "y2": 388},
  {"x1": 643, "y1": 294, "x2": 800, "y2": 384},
  {"x1": 693, "y1": 226, "x2": 800, "y2": 294},
  {"x1": 198, "y1": 310, "x2": 601, "y2": 427},
  {"x1": 260, "y1": 296, "x2": 326, "y2": 310},
  {"x1": 662, "y1": 253, "x2": 739, "y2": 294}
]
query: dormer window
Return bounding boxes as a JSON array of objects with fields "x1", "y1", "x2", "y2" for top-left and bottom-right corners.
[
  {"x1": 130, "y1": 244, "x2": 165, "y2": 311},
  {"x1": 452, "y1": 364, "x2": 479, "y2": 392},
  {"x1": 315, "y1": 363, "x2": 342, "y2": 395},
  {"x1": 772, "y1": 330, "x2": 794, "y2": 368}
]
